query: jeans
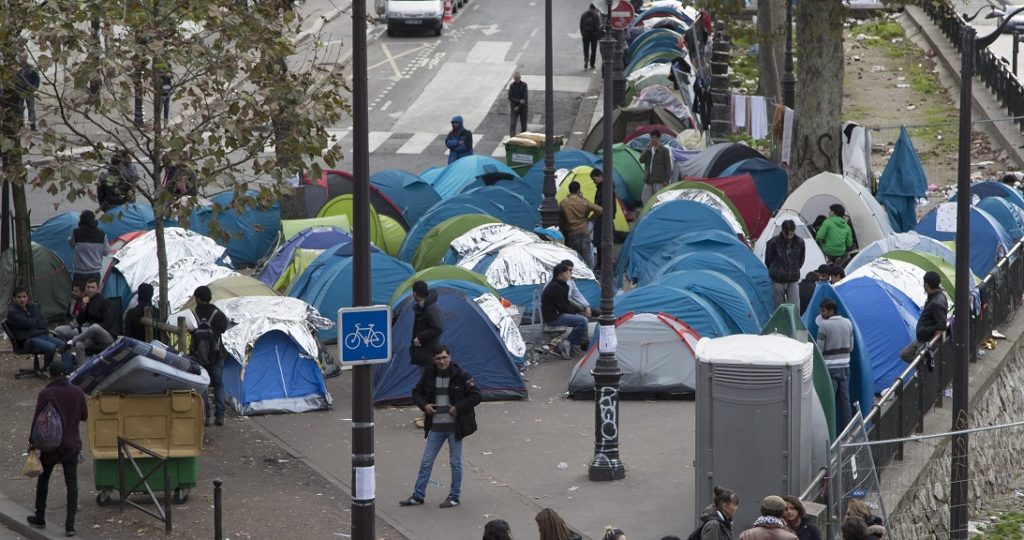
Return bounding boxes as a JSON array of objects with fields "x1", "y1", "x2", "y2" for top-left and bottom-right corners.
[
  {"x1": 413, "y1": 430, "x2": 463, "y2": 500},
  {"x1": 202, "y1": 360, "x2": 225, "y2": 420},
  {"x1": 582, "y1": 37, "x2": 598, "y2": 67},
  {"x1": 69, "y1": 325, "x2": 113, "y2": 367},
  {"x1": 509, "y1": 106, "x2": 527, "y2": 137},
  {"x1": 771, "y1": 280, "x2": 800, "y2": 308},
  {"x1": 829, "y1": 366, "x2": 852, "y2": 432},
  {"x1": 28, "y1": 334, "x2": 66, "y2": 369},
  {"x1": 35, "y1": 452, "x2": 78, "y2": 531},
  {"x1": 548, "y1": 313, "x2": 589, "y2": 347}
]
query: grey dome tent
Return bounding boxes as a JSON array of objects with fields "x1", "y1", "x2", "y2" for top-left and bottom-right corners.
[
  {"x1": 567, "y1": 312, "x2": 700, "y2": 399},
  {"x1": 674, "y1": 142, "x2": 766, "y2": 179},
  {"x1": 582, "y1": 106, "x2": 690, "y2": 153}
]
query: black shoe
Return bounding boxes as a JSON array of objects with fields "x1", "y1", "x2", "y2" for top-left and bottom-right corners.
[
  {"x1": 399, "y1": 495, "x2": 424, "y2": 506},
  {"x1": 214, "y1": 417, "x2": 224, "y2": 426},
  {"x1": 66, "y1": 529, "x2": 76, "y2": 537},
  {"x1": 439, "y1": 495, "x2": 460, "y2": 508},
  {"x1": 204, "y1": 418, "x2": 211, "y2": 427},
  {"x1": 26, "y1": 515, "x2": 45, "y2": 529}
]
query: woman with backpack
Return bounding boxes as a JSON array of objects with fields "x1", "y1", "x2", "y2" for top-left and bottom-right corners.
[
  {"x1": 26, "y1": 360, "x2": 88, "y2": 537},
  {"x1": 694, "y1": 486, "x2": 739, "y2": 540}
]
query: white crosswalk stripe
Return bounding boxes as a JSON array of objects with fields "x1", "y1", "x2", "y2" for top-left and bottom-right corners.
[
  {"x1": 367, "y1": 131, "x2": 392, "y2": 153},
  {"x1": 396, "y1": 132, "x2": 437, "y2": 154}
]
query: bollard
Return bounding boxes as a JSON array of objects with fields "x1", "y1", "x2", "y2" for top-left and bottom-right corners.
[{"x1": 213, "y1": 479, "x2": 223, "y2": 540}]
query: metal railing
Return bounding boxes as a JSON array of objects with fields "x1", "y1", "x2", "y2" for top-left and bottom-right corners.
[
  {"x1": 800, "y1": 239, "x2": 1024, "y2": 509},
  {"x1": 117, "y1": 437, "x2": 173, "y2": 534},
  {"x1": 921, "y1": 0, "x2": 1024, "y2": 132}
]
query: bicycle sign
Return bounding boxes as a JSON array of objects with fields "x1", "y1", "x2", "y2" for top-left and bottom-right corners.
[{"x1": 338, "y1": 305, "x2": 392, "y2": 365}]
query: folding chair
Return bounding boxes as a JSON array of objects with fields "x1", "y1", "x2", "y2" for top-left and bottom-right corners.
[{"x1": 1, "y1": 319, "x2": 45, "y2": 379}]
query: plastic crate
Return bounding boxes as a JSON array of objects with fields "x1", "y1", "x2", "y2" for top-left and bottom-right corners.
[{"x1": 87, "y1": 391, "x2": 204, "y2": 460}]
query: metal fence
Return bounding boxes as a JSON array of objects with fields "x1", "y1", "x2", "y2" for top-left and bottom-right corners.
[{"x1": 921, "y1": 0, "x2": 1024, "y2": 133}]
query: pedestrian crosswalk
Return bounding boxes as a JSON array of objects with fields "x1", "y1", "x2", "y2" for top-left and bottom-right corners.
[{"x1": 324, "y1": 130, "x2": 525, "y2": 160}]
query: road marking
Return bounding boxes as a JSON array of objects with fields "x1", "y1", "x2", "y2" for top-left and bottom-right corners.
[
  {"x1": 397, "y1": 132, "x2": 437, "y2": 154},
  {"x1": 368, "y1": 131, "x2": 392, "y2": 153},
  {"x1": 379, "y1": 43, "x2": 403, "y2": 78},
  {"x1": 492, "y1": 141, "x2": 507, "y2": 157},
  {"x1": 380, "y1": 100, "x2": 392, "y2": 111},
  {"x1": 513, "y1": 52, "x2": 522, "y2": 65},
  {"x1": 521, "y1": 39, "x2": 531, "y2": 50},
  {"x1": 392, "y1": 61, "x2": 515, "y2": 133},
  {"x1": 369, "y1": 43, "x2": 429, "y2": 73},
  {"x1": 529, "y1": 29, "x2": 538, "y2": 39},
  {"x1": 467, "y1": 41, "x2": 511, "y2": 63}
]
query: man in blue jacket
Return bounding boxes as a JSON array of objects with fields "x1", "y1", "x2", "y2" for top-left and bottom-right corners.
[{"x1": 445, "y1": 115, "x2": 473, "y2": 164}]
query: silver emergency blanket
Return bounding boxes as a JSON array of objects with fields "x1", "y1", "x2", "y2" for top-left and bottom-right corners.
[
  {"x1": 627, "y1": 62, "x2": 671, "y2": 84},
  {"x1": 473, "y1": 293, "x2": 526, "y2": 358},
  {"x1": 163, "y1": 257, "x2": 239, "y2": 312},
  {"x1": 650, "y1": 189, "x2": 746, "y2": 237},
  {"x1": 450, "y1": 223, "x2": 540, "y2": 261},
  {"x1": 629, "y1": 84, "x2": 692, "y2": 126},
  {"x1": 215, "y1": 295, "x2": 333, "y2": 372},
  {"x1": 845, "y1": 257, "x2": 927, "y2": 308},
  {"x1": 456, "y1": 240, "x2": 596, "y2": 290},
  {"x1": 114, "y1": 228, "x2": 231, "y2": 295}
]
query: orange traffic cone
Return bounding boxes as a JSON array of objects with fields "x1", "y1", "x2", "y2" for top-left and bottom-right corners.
[{"x1": 443, "y1": 0, "x2": 453, "y2": 23}]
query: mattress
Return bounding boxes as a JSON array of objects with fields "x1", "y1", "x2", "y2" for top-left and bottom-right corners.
[
  {"x1": 70, "y1": 337, "x2": 201, "y2": 395},
  {"x1": 93, "y1": 356, "x2": 209, "y2": 395}
]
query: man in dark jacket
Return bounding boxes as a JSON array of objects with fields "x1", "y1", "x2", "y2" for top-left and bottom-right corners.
[
  {"x1": 67, "y1": 210, "x2": 108, "y2": 283},
  {"x1": 639, "y1": 130, "x2": 672, "y2": 203},
  {"x1": 900, "y1": 271, "x2": 948, "y2": 365},
  {"x1": 16, "y1": 51, "x2": 40, "y2": 131},
  {"x1": 6, "y1": 287, "x2": 65, "y2": 370},
  {"x1": 190, "y1": 285, "x2": 230, "y2": 426},
  {"x1": 798, "y1": 272, "x2": 818, "y2": 316},
  {"x1": 541, "y1": 262, "x2": 588, "y2": 356},
  {"x1": 123, "y1": 283, "x2": 156, "y2": 341},
  {"x1": 445, "y1": 115, "x2": 473, "y2": 164},
  {"x1": 410, "y1": 281, "x2": 444, "y2": 367},
  {"x1": 65, "y1": 277, "x2": 114, "y2": 367},
  {"x1": 765, "y1": 219, "x2": 806, "y2": 309},
  {"x1": 579, "y1": 5, "x2": 603, "y2": 70},
  {"x1": 27, "y1": 360, "x2": 88, "y2": 537},
  {"x1": 399, "y1": 345, "x2": 481, "y2": 509},
  {"x1": 508, "y1": 71, "x2": 528, "y2": 137}
]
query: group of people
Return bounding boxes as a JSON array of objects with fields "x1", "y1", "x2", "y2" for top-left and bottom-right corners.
[{"x1": 481, "y1": 508, "x2": 626, "y2": 540}]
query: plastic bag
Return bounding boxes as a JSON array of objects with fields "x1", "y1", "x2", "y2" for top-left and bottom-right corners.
[{"x1": 22, "y1": 449, "x2": 42, "y2": 478}]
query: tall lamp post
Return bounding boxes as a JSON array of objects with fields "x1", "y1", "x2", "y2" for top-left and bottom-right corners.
[
  {"x1": 540, "y1": 0, "x2": 559, "y2": 229},
  {"x1": 781, "y1": 0, "x2": 795, "y2": 109},
  {"x1": 589, "y1": 0, "x2": 625, "y2": 482},
  {"x1": 951, "y1": 8, "x2": 1024, "y2": 538}
]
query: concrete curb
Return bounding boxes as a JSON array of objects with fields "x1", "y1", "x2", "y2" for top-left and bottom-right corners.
[
  {"x1": 567, "y1": 68, "x2": 604, "y2": 150},
  {"x1": 903, "y1": 5, "x2": 1024, "y2": 169},
  {"x1": 0, "y1": 491, "x2": 76, "y2": 540}
]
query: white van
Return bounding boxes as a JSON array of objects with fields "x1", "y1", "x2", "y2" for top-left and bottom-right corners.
[{"x1": 381, "y1": 0, "x2": 445, "y2": 37}]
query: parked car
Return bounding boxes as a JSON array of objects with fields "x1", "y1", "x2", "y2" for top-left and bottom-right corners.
[{"x1": 384, "y1": 0, "x2": 444, "y2": 37}]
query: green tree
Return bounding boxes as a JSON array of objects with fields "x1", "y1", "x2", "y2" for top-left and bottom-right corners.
[{"x1": 22, "y1": 0, "x2": 347, "y2": 312}]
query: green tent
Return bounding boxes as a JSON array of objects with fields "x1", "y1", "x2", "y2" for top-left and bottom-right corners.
[
  {"x1": 555, "y1": 166, "x2": 630, "y2": 235},
  {"x1": 273, "y1": 248, "x2": 323, "y2": 293},
  {"x1": 317, "y1": 194, "x2": 395, "y2": 254},
  {"x1": 411, "y1": 214, "x2": 499, "y2": 271},
  {"x1": 599, "y1": 144, "x2": 646, "y2": 204},
  {"x1": 761, "y1": 304, "x2": 837, "y2": 440},
  {"x1": 886, "y1": 250, "x2": 974, "y2": 299},
  {"x1": 641, "y1": 180, "x2": 749, "y2": 236},
  {"x1": 280, "y1": 215, "x2": 350, "y2": 240},
  {"x1": 0, "y1": 242, "x2": 72, "y2": 322},
  {"x1": 389, "y1": 266, "x2": 499, "y2": 305},
  {"x1": 379, "y1": 215, "x2": 408, "y2": 258}
]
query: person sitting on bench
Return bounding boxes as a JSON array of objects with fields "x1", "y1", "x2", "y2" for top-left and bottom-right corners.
[
  {"x1": 541, "y1": 262, "x2": 589, "y2": 358},
  {"x1": 6, "y1": 287, "x2": 65, "y2": 371}
]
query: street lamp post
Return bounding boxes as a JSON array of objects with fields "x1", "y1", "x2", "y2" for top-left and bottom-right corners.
[
  {"x1": 589, "y1": 0, "x2": 625, "y2": 483},
  {"x1": 612, "y1": 28, "x2": 626, "y2": 106},
  {"x1": 540, "y1": 0, "x2": 559, "y2": 229},
  {"x1": 781, "y1": 0, "x2": 795, "y2": 109},
  {"x1": 1013, "y1": 31, "x2": 1021, "y2": 76}
]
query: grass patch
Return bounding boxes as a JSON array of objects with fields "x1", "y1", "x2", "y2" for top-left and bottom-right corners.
[
  {"x1": 972, "y1": 510, "x2": 1024, "y2": 539},
  {"x1": 727, "y1": 22, "x2": 760, "y2": 94},
  {"x1": 851, "y1": 20, "x2": 904, "y2": 42},
  {"x1": 908, "y1": 105, "x2": 957, "y2": 155}
]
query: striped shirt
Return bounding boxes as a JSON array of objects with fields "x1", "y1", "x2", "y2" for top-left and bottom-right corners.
[
  {"x1": 816, "y1": 314, "x2": 853, "y2": 368},
  {"x1": 431, "y1": 374, "x2": 455, "y2": 432}
]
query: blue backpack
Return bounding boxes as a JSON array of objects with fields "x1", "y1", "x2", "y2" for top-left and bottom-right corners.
[{"x1": 31, "y1": 402, "x2": 64, "y2": 452}]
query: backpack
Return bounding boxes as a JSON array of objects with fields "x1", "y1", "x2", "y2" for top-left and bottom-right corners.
[
  {"x1": 31, "y1": 402, "x2": 64, "y2": 452},
  {"x1": 190, "y1": 308, "x2": 222, "y2": 367},
  {"x1": 581, "y1": 11, "x2": 598, "y2": 36}
]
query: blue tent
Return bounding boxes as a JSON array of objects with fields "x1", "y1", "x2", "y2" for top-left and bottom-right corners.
[
  {"x1": 32, "y1": 212, "x2": 80, "y2": 273},
  {"x1": 614, "y1": 283, "x2": 732, "y2": 338},
  {"x1": 289, "y1": 249, "x2": 411, "y2": 342},
  {"x1": 370, "y1": 169, "x2": 442, "y2": 226},
  {"x1": 223, "y1": 330, "x2": 331, "y2": 415},
  {"x1": 522, "y1": 149, "x2": 633, "y2": 209},
  {"x1": 462, "y1": 176, "x2": 539, "y2": 207},
  {"x1": 719, "y1": 158, "x2": 789, "y2": 213},
  {"x1": 626, "y1": 29, "x2": 683, "y2": 63},
  {"x1": 99, "y1": 203, "x2": 176, "y2": 240},
  {"x1": 846, "y1": 232, "x2": 956, "y2": 273},
  {"x1": 189, "y1": 190, "x2": 282, "y2": 268},
  {"x1": 950, "y1": 181, "x2": 1024, "y2": 211},
  {"x1": 654, "y1": 270, "x2": 762, "y2": 334},
  {"x1": 653, "y1": 250, "x2": 774, "y2": 324},
  {"x1": 914, "y1": 205, "x2": 1012, "y2": 276},
  {"x1": 835, "y1": 277, "x2": 920, "y2": 394},
  {"x1": 101, "y1": 268, "x2": 134, "y2": 309},
  {"x1": 802, "y1": 283, "x2": 876, "y2": 422},
  {"x1": 615, "y1": 200, "x2": 737, "y2": 282},
  {"x1": 421, "y1": 156, "x2": 521, "y2": 199},
  {"x1": 461, "y1": 185, "x2": 539, "y2": 229},
  {"x1": 373, "y1": 285, "x2": 528, "y2": 405},
  {"x1": 397, "y1": 195, "x2": 514, "y2": 262},
  {"x1": 877, "y1": 128, "x2": 928, "y2": 233},
  {"x1": 258, "y1": 227, "x2": 351, "y2": 286},
  {"x1": 977, "y1": 197, "x2": 1024, "y2": 241}
]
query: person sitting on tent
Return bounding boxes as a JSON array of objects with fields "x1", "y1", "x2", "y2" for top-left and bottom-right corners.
[
  {"x1": 52, "y1": 282, "x2": 85, "y2": 343},
  {"x1": 67, "y1": 210, "x2": 108, "y2": 283},
  {"x1": 561, "y1": 259, "x2": 592, "y2": 318},
  {"x1": 559, "y1": 181, "x2": 602, "y2": 268},
  {"x1": 765, "y1": 219, "x2": 805, "y2": 309},
  {"x1": 6, "y1": 287, "x2": 65, "y2": 372},
  {"x1": 97, "y1": 151, "x2": 139, "y2": 211},
  {"x1": 445, "y1": 115, "x2": 473, "y2": 164},
  {"x1": 63, "y1": 277, "x2": 114, "y2": 368},
  {"x1": 541, "y1": 262, "x2": 589, "y2": 357},
  {"x1": 639, "y1": 129, "x2": 672, "y2": 203},
  {"x1": 122, "y1": 283, "x2": 156, "y2": 342},
  {"x1": 815, "y1": 204, "x2": 853, "y2": 264},
  {"x1": 798, "y1": 272, "x2": 818, "y2": 316},
  {"x1": 815, "y1": 298, "x2": 854, "y2": 430},
  {"x1": 899, "y1": 271, "x2": 948, "y2": 368}
]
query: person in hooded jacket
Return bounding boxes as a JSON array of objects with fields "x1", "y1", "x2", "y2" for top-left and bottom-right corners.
[
  {"x1": 445, "y1": 115, "x2": 473, "y2": 164},
  {"x1": 782, "y1": 496, "x2": 822, "y2": 540},
  {"x1": 697, "y1": 485, "x2": 738, "y2": 540},
  {"x1": 410, "y1": 281, "x2": 444, "y2": 367},
  {"x1": 67, "y1": 210, "x2": 108, "y2": 283},
  {"x1": 765, "y1": 219, "x2": 805, "y2": 308},
  {"x1": 815, "y1": 204, "x2": 853, "y2": 263}
]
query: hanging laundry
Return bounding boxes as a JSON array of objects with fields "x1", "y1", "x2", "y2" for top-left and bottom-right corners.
[
  {"x1": 781, "y1": 108, "x2": 794, "y2": 165},
  {"x1": 732, "y1": 94, "x2": 747, "y2": 131},
  {"x1": 841, "y1": 121, "x2": 872, "y2": 188},
  {"x1": 749, "y1": 96, "x2": 768, "y2": 139}
]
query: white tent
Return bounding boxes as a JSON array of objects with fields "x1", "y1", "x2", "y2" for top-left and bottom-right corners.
[
  {"x1": 845, "y1": 231, "x2": 956, "y2": 273},
  {"x1": 844, "y1": 256, "x2": 927, "y2": 308},
  {"x1": 753, "y1": 209, "x2": 828, "y2": 280},
  {"x1": 781, "y1": 172, "x2": 894, "y2": 248}
]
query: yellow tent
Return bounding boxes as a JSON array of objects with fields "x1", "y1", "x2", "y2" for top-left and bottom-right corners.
[
  {"x1": 555, "y1": 165, "x2": 630, "y2": 234},
  {"x1": 272, "y1": 248, "x2": 325, "y2": 293}
]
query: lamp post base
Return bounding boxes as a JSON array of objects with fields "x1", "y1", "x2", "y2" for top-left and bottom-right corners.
[{"x1": 588, "y1": 456, "x2": 626, "y2": 481}]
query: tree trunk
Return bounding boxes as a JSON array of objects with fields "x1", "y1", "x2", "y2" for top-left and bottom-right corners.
[
  {"x1": 151, "y1": 0, "x2": 170, "y2": 317},
  {"x1": 0, "y1": 77, "x2": 33, "y2": 295},
  {"x1": 757, "y1": 0, "x2": 786, "y2": 101},
  {"x1": 790, "y1": 0, "x2": 844, "y2": 187},
  {"x1": 12, "y1": 181, "x2": 33, "y2": 293}
]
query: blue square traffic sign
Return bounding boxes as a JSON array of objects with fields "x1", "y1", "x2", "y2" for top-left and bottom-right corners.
[{"x1": 338, "y1": 305, "x2": 392, "y2": 365}]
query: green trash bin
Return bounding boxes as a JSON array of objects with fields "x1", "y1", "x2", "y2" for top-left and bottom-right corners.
[
  {"x1": 504, "y1": 134, "x2": 563, "y2": 176},
  {"x1": 93, "y1": 456, "x2": 199, "y2": 506}
]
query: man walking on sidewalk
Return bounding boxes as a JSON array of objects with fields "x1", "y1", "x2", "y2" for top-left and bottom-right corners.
[
  {"x1": 17, "y1": 51, "x2": 40, "y2": 131},
  {"x1": 508, "y1": 71, "x2": 528, "y2": 137},
  {"x1": 579, "y1": 5, "x2": 603, "y2": 70},
  {"x1": 399, "y1": 345, "x2": 481, "y2": 509}
]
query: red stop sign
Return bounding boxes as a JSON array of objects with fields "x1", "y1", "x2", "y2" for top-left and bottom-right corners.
[{"x1": 609, "y1": 0, "x2": 635, "y2": 30}]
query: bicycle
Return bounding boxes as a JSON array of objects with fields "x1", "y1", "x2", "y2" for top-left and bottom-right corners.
[{"x1": 344, "y1": 323, "x2": 386, "y2": 350}]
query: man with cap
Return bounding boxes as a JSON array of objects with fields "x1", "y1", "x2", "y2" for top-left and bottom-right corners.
[
  {"x1": 815, "y1": 204, "x2": 853, "y2": 263},
  {"x1": 27, "y1": 360, "x2": 88, "y2": 537},
  {"x1": 764, "y1": 219, "x2": 806, "y2": 308},
  {"x1": 738, "y1": 496, "x2": 798, "y2": 539},
  {"x1": 900, "y1": 271, "x2": 949, "y2": 366}
]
